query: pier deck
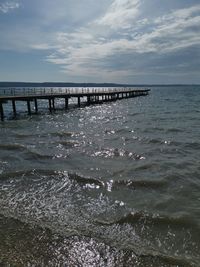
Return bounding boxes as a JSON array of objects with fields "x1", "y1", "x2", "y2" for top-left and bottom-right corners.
[{"x1": 0, "y1": 87, "x2": 150, "y2": 121}]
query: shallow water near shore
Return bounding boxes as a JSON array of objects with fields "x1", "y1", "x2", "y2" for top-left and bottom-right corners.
[{"x1": 0, "y1": 86, "x2": 200, "y2": 266}]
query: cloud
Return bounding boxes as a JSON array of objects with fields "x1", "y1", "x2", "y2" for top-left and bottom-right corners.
[
  {"x1": 30, "y1": 43, "x2": 55, "y2": 50},
  {"x1": 0, "y1": 1, "x2": 20, "y2": 13},
  {"x1": 1, "y1": 0, "x2": 199, "y2": 82},
  {"x1": 136, "y1": 4, "x2": 200, "y2": 54},
  {"x1": 96, "y1": 0, "x2": 140, "y2": 29},
  {"x1": 42, "y1": 3, "x2": 200, "y2": 81}
]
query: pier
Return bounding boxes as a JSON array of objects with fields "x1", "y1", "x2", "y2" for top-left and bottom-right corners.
[{"x1": 0, "y1": 87, "x2": 150, "y2": 121}]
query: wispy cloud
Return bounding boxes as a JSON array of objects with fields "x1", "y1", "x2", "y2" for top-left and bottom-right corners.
[
  {"x1": 96, "y1": 0, "x2": 140, "y2": 29},
  {"x1": 131, "y1": 6, "x2": 200, "y2": 54},
  {"x1": 0, "y1": 1, "x2": 20, "y2": 13}
]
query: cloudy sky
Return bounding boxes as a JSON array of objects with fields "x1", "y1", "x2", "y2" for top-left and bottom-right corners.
[{"x1": 0, "y1": 0, "x2": 200, "y2": 84}]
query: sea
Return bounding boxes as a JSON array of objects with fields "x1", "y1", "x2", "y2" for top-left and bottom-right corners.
[{"x1": 0, "y1": 86, "x2": 200, "y2": 267}]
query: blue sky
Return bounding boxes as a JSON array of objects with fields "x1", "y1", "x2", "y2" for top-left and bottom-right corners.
[{"x1": 0, "y1": 0, "x2": 200, "y2": 83}]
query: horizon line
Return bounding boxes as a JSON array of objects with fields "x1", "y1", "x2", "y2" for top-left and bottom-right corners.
[{"x1": 0, "y1": 81, "x2": 200, "y2": 87}]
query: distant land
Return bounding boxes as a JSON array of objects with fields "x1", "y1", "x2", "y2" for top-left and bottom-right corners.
[{"x1": 0, "y1": 82, "x2": 199, "y2": 87}]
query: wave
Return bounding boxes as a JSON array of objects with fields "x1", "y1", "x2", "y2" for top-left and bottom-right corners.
[
  {"x1": 91, "y1": 147, "x2": 145, "y2": 160},
  {"x1": 0, "y1": 168, "x2": 102, "y2": 188},
  {"x1": 0, "y1": 214, "x2": 196, "y2": 267},
  {"x1": 114, "y1": 128, "x2": 130, "y2": 134},
  {"x1": 68, "y1": 173, "x2": 103, "y2": 187},
  {"x1": 65, "y1": 174, "x2": 165, "y2": 191},
  {"x1": 0, "y1": 169, "x2": 166, "y2": 193},
  {"x1": 166, "y1": 128, "x2": 183, "y2": 133},
  {"x1": 50, "y1": 131, "x2": 74, "y2": 138},
  {"x1": 112, "y1": 179, "x2": 167, "y2": 190},
  {"x1": 129, "y1": 112, "x2": 140, "y2": 117},
  {"x1": 58, "y1": 140, "x2": 80, "y2": 148},
  {"x1": 24, "y1": 150, "x2": 53, "y2": 160},
  {"x1": 0, "y1": 170, "x2": 29, "y2": 181},
  {"x1": 184, "y1": 142, "x2": 200, "y2": 150},
  {"x1": 142, "y1": 127, "x2": 165, "y2": 133},
  {"x1": 133, "y1": 163, "x2": 160, "y2": 171},
  {"x1": 0, "y1": 143, "x2": 26, "y2": 151},
  {"x1": 95, "y1": 211, "x2": 199, "y2": 230},
  {"x1": 141, "y1": 137, "x2": 183, "y2": 146},
  {"x1": 145, "y1": 138, "x2": 200, "y2": 152},
  {"x1": 14, "y1": 133, "x2": 47, "y2": 139},
  {"x1": 0, "y1": 169, "x2": 58, "y2": 181}
]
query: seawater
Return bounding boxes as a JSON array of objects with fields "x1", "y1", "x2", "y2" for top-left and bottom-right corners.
[{"x1": 0, "y1": 86, "x2": 200, "y2": 267}]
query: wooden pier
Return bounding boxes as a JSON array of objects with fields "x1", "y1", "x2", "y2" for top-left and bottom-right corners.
[{"x1": 0, "y1": 87, "x2": 150, "y2": 121}]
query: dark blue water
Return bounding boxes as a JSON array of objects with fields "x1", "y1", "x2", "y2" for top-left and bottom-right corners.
[{"x1": 0, "y1": 86, "x2": 200, "y2": 266}]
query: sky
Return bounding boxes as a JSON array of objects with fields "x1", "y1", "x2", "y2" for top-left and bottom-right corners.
[{"x1": 0, "y1": 0, "x2": 200, "y2": 84}]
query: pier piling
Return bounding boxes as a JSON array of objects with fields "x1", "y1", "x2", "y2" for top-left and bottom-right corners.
[
  {"x1": 12, "y1": 100, "x2": 17, "y2": 117},
  {"x1": 49, "y1": 99, "x2": 52, "y2": 113},
  {"x1": 78, "y1": 96, "x2": 81, "y2": 107},
  {"x1": 87, "y1": 96, "x2": 91, "y2": 105},
  {"x1": 0, "y1": 102, "x2": 4, "y2": 121},
  {"x1": 65, "y1": 97, "x2": 68, "y2": 109},
  {"x1": 27, "y1": 100, "x2": 31, "y2": 115}
]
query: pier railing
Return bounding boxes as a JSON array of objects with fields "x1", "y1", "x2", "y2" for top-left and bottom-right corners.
[{"x1": 0, "y1": 87, "x2": 143, "y2": 97}]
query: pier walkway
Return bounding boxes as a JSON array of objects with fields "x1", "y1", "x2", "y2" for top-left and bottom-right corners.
[{"x1": 0, "y1": 87, "x2": 150, "y2": 121}]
